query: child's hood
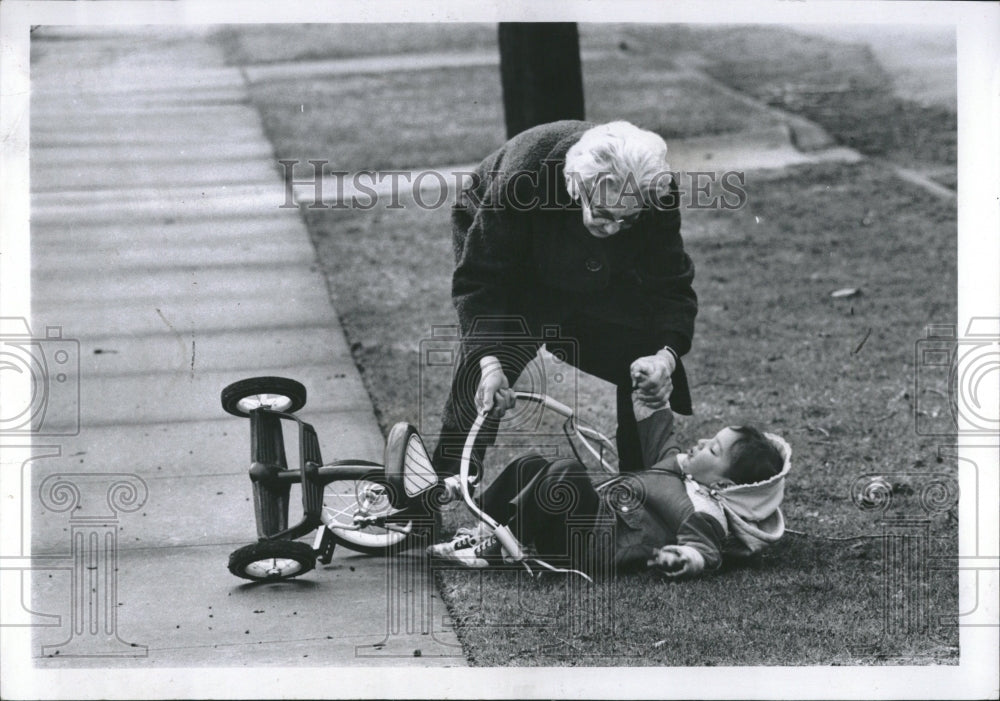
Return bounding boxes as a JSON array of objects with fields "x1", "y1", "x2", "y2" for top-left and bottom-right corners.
[{"x1": 716, "y1": 432, "x2": 792, "y2": 556}]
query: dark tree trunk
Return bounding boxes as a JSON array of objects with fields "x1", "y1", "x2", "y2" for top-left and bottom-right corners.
[{"x1": 498, "y1": 23, "x2": 586, "y2": 138}]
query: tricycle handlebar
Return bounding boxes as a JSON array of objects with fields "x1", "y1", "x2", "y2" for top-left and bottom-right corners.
[{"x1": 513, "y1": 391, "x2": 573, "y2": 418}]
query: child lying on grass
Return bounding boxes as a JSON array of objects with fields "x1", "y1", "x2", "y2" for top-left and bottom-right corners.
[{"x1": 427, "y1": 393, "x2": 792, "y2": 579}]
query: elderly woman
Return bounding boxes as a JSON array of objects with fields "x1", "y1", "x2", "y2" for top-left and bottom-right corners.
[{"x1": 433, "y1": 120, "x2": 697, "y2": 491}]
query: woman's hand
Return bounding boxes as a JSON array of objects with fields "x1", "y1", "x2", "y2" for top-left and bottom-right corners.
[
  {"x1": 629, "y1": 349, "x2": 676, "y2": 409},
  {"x1": 476, "y1": 356, "x2": 516, "y2": 417}
]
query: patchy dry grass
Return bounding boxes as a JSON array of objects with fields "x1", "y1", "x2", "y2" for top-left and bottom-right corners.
[
  {"x1": 624, "y1": 25, "x2": 956, "y2": 184},
  {"x1": 217, "y1": 24, "x2": 958, "y2": 665},
  {"x1": 291, "y1": 160, "x2": 958, "y2": 665},
  {"x1": 217, "y1": 25, "x2": 785, "y2": 173}
]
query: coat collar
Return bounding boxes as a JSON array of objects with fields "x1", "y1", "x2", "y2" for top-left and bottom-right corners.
[{"x1": 508, "y1": 125, "x2": 590, "y2": 211}]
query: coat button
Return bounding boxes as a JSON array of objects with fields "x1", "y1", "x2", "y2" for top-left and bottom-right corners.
[
  {"x1": 585, "y1": 258, "x2": 603, "y2": 272},
  {"x1": 620, "y1": 506, "x2": 629, "y2": 513}
]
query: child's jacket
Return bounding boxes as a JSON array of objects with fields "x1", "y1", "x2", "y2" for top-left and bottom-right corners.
[{"x1": 598, "y1": 408, "x2": 791, "y2": 571}]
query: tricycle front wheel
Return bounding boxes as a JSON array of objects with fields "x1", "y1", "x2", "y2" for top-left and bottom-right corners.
[
  {"x1": 322, "y1": 477, "x2": 424, "y2": 556},
  {"x1": 221, "y1": 376, "x2": 307, "y2": 417},
  {"x1": 228, "y1": 540, "x2": 316, "y2": 581}
]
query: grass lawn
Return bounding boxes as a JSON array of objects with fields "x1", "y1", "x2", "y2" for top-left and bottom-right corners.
[
  {"x1": 217, "y1": 25, "x2": 785, "y2": 173},
  {"x1": 218, "y1": 23, "x2": 956, "y2": 183},
  {"x1": 631, "y1": 25, "x2": 957, "y2": 187},
  {"x1": 216, "y1": 24, "x2": 958, "y2": 665},
  {"x1": 295, "y1": 161, "x2": 958, "y2": 666}
]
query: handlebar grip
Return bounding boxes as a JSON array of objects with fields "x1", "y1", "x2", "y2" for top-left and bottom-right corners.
[
  {"x1": 514, "y1": 391, "x2": 574, "y2": 418},
  {"x1": 542, "y1": 395, "x2": 574, "y2": 418}
]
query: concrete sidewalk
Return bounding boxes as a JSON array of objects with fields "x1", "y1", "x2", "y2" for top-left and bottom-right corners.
[{"x1": 27, "y1": 27, "x2": 463, "y2": 667}]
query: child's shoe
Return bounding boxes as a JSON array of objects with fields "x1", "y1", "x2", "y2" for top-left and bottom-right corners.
[
  {"x1": 426, "y1": 522, "x2": 490, "y2": 555},
  {"x1": 426, "y1": 525, "x2": 500, "y2": 568}
]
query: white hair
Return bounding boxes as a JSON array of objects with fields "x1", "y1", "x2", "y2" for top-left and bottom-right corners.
[{"x1": 563, "y1": 121, "x2": 672, "y2": 205}]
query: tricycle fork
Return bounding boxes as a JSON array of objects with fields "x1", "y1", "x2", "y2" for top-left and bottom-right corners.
[
  {"x1": 248, "y1": 407, "x2": 327, "y2": 541},
  {"x1": 248, "y1": 408, "x2": 292, "y2": 538}
]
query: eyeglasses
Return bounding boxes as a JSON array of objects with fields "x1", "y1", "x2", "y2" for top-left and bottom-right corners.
[
  {"x1": 582, "y1": 189, "x2": 645, "y2": 228},
  {"x1": 590, "y1": 206, "x2": 644, "y2": 227}
]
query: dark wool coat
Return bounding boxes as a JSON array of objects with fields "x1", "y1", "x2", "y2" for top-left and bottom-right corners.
[{"x1": 450, "y1": 120, "x2": 698, "y2": 411}]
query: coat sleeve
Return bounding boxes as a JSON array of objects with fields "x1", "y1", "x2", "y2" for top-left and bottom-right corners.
[
  {"x1": 637, "y1": 406, "x2": 725, "y2": 572},
  {"x1": 675, "y1": 512, "x2": 726, "y2": 572},
  {"x1": 450, "y1": 180, "x2": 532, "y2": 363},
  {"x1": 636, "y1": 179, "x2": 697, "y2": 357},
  {"x1": 636, "y1": 407, "x2": 683, "y2": 469}
]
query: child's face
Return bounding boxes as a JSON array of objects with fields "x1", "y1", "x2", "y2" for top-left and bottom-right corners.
[{"x1": 680, "y1": 427, "x2": 741, "y2": 487}]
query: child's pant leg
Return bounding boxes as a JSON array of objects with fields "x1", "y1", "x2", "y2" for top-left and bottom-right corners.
[
  {"x1": 506, "y1": 458, "x2": 607, "y2": 561},
  {"x1": 478, "y1": 453, "x2": 554, "y2": 523}
]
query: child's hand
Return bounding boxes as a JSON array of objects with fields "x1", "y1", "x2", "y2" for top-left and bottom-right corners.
[
  {"x1": 648, "y1": 546, "x2": 684, "y2": 571},
  {"x1": 647, "y1": 545, "x2": 705, "y2": 580}
]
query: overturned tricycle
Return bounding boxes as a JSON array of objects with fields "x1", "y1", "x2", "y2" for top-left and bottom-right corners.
[{"x1": 221, "y1": 376, "x2": 617, "y2": 583}]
